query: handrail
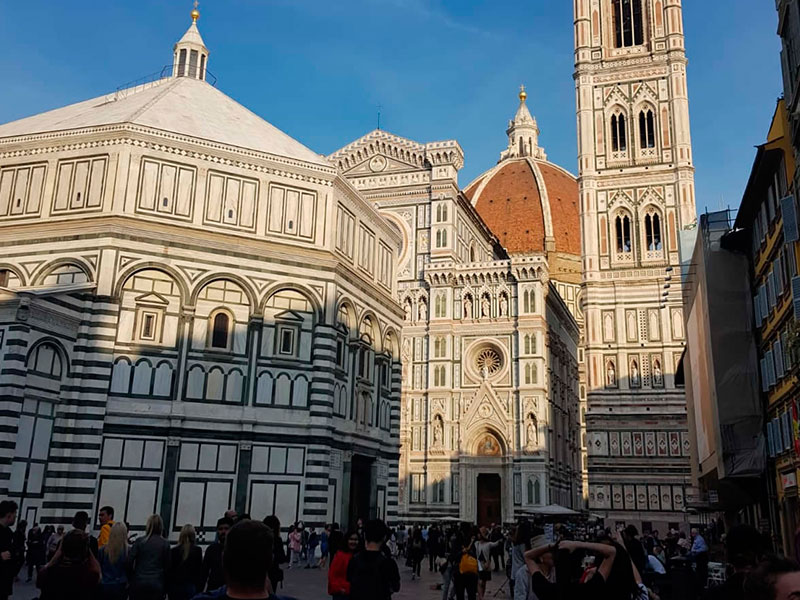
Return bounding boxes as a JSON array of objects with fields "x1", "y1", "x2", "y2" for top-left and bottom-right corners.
[{"x1": 113, "y1": 65, "x2": 218, "y2": 100}]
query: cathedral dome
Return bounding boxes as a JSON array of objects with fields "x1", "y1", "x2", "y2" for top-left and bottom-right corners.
[{"x1": 466, "y1": 88, "x2": 580, "y2": 257}]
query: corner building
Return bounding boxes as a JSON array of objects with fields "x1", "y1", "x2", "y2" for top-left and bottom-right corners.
[
  {"x1": 331, "y1": 90, "x2": 583, "y2": 524},
  {"x1": 0, "y1": 16, "x2": 404, "y2": 536},
  {"x1": 574, "y1": 0, "x2": 696, "y2": 530}
]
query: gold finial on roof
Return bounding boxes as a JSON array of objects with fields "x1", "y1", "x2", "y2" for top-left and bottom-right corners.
[
  {"x1": 519, "y1": 85, "x2": 527, "y2": 103},
  {"x1": 191, "y1": 0, "x2": 200, "y2": 22}
]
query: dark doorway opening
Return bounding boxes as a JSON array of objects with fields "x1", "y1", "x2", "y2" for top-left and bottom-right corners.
[
  {"x1": 477, "y1": 473, "x2": 501, "y2": 527},
  {"x1": 348, "y1": 455, "x2": 373, "y2": 529}
]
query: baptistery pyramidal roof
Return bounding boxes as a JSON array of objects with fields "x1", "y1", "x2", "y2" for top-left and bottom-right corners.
[
  {"x1": 467, "y1": 87, "x2": 580, "y2": 258},
  {"x1": 0, "y1": 8, "x2": 328, "y2": 169}
]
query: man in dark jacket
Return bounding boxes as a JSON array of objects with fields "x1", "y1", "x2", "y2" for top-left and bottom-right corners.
[
  {"x1": 347, "y1": 519, "x2": 400, "y2": 600},
  {"x1": 192, "y1": 519, "x2": 297, "y2": 600},
  {"x1": 202, "y1": 517, "x2": 233, "y2": 592},
  {"x1": 0, "y1": 501, "x2": 18, "y2": 600}
]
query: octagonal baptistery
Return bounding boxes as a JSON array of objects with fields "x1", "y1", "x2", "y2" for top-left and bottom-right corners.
[
  {"x1": 466, "y1": 89, "x2": 582, "y2": 293},
  {"x1": 0, "y1": 9, "x2": 403, "y2": 536}
]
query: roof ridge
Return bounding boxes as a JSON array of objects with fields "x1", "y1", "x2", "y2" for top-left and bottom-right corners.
[{"x1": 125, "y1": 77, "x2": 183, "y2": 124}]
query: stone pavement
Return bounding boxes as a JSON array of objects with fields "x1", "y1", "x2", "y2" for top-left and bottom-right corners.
[
  {"x1": 9, "y1": 558, "x2": 514, "y2": 599},
  {"x1": 279, "y1": 559, "x2": 513, "y2": 599}
]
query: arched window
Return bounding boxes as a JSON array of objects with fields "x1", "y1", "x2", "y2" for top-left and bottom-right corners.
[
  {"x1": 523, "y1": 289, "x2": 535, "y2": 313},
  {"x1": 525, "y1": 363, "x2": 537, "y2": 385},
  {"x1": 210, "y1": 312, "x2": 231, "y2": 349},
  {"x1": 639, "y1": 109, "x2": 655, "y2": 148},
  {"x1": 613, "y1": 0, "x2": 644, "y2": 48},
  {"x1": 611, "y1": 113, "x2": 627, "y2": 152},
  {"x1": 645, "y1": 211, "x2": 663, "y2": 251},
  {"x1": 534, "y1": 479, "x2": 541, "y2": 504},
  {"x1": 615, "y1": 214, "x2": 632, "y2": 253},
  {"x1": 434, "y1": 365, "x2": 446, "y2": 387},
  {"x1": 434, "y1": 294, "x2": 446, "y2": 318},
  {"x1": 527, "y1": 478, "x2": 535, "y2": 504},
  {"x1": 469, "y1": 245, "x2": 477, "y2": 262}
]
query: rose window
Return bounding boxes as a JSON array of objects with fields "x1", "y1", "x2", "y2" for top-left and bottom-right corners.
[{"x1": 476, "y1": 347, "x2": 502, "y2": 375}]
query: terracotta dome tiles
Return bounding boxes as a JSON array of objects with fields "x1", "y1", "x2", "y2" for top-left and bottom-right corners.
[{"x1": 469, "y1": 159, "x2": 580, "y2": 257}]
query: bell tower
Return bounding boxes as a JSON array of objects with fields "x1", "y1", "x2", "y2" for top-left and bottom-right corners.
[{"x1": 574, "y1": 0, "x2": 696, "y2": 528}]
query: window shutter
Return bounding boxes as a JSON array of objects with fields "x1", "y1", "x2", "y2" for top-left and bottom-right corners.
[
  {"x1": 782, "y1": 331, "x2": 791, "y2": 372},
  {"x1": 760, "y1": 357, "x2": 769, "y2": 392},
  {"x1": 774, "y1": 418, "x2": 783, "y2": 454},
  {"x1": 784, "y1": 411, "x2": 793, "y2": 452},
  {"x1": 766, "y1": 350, "x2": 776, "y2": 387},
  {"x1": 768, "y1": 421, "x2": 775, "y2": 458},
  {"x1": 761, "y1": 285, "x2": 769, "y2": 319},
  {"x1": 776, "y1": 339, "x2": 785, "y2": 380},
  {"x1": 754, "y1": 295, "x2": 763, "y2": 327},
  {"x1": 782, "y1": 195, "x2": 799, "y2": 243},
  {"x1": 775, "y1": 258, "x2": 785, "y2": 297},
  {"x1": 768, "y1": 271, "x2": 776, "y2": 309},
  {"x1": 793, "y1": 276, "x2": 800, "y2": 320}
]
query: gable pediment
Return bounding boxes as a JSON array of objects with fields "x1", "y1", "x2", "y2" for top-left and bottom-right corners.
[
  {"x1": 134, "y1": 292, "x2": 169, "y2": 306},
  {"x1": 343, "y1": 153, "x2": 422, "y2": 176}
]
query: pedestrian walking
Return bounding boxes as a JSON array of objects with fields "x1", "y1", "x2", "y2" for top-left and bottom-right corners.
[
  {"x1": 97, "y1": 506, "x2": 115, "y2": 549},
  {"x1": 98, "y1": 522, "x2": 129, "y2": 600},
  {"x1": 453, "y1": 524, "x2": 479, "y2": 600},
  {"x1": 288, "y1": 524, "x2": 303, "y2": 569},
  {"x1": 409, "y1": 528, "x2": 425, "y2": 580},
  {"x1": 0, "y1": 501, "x2": 18, "y2": 600},
  {"x1": 319, "y1": 525, "x2": 330, "y2": 569},
  {"x1": 12, "y1": 519, "x2": 26, "y2": 581},
  {"x1": 475, "y1": 526, "x2": 503, "y2": 600},
  {"x1": 264, "y1": 515, "x2": 286, "y2": 590},
  {"x1": 306, "y1": 526, "x2": 319, "y2": 568},
  {"x1": 346, "y1": 519, "x2": 400, "y2": 600},
  {"x1": 201, "y1": 517, "x2": 232, "y2": 592},
  {"x1": 25, "y1": 523, "x2": 46, "y2": 583},
  {"x1": 328, "y1": 530, "x2": 358, "y2": 599},
  {"x1": 70, "y1": 511, "x2": 98, "y2": 558},
  {"x1": 167, "y1": 524, "x2": 203, "y2": 600},
  {"x1": 128, "y1": 514, "x2": 170, "y2": 600},
  {"x1": 45, "y1": 526, "x2": 63, "y2": 562}
]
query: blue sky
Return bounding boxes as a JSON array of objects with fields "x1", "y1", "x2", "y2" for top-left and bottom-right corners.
[{"x1": 0, "y1": 1, "x2": 783, "y2": 213}]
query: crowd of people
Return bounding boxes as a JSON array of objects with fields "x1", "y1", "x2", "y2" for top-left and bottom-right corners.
[{"x1": 2, "y1": 494, "x2": 800, "y2": 600}]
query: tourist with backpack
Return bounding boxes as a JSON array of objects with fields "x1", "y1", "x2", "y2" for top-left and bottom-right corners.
[
  {"x1": 453, "y1": 524, "x2": 478, "y2": 600},
  {"x1": 346, "y1": 519, "x2": 400, "y2": 600}
]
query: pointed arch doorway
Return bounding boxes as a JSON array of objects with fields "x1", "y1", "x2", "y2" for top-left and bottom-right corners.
[{"x1": 461, "y1": 429, "x2": 511, "y2": 525}]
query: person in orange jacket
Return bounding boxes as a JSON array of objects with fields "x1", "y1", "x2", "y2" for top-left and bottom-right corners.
[
  {"x1": 328, "y1": 530, "x2": 358, "y2": 599},
  {"x1": 96, "y1": 507, "x2": 114, "y2": 549}
]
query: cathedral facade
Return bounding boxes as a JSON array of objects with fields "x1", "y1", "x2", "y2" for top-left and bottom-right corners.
[
  {"x1": 331, "y1": 90, "x2": 583, "y2": 523},
  {"x1": 574, "y1": 0, "x2": 697, "y2": 531}
]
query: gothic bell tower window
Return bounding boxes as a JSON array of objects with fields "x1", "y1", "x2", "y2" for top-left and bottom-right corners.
[
  {"x1": 614, "y1": 213, "x2": 633, "y2": 256},
  {"x1": 611, "y1": 113, "x2": 627, "y2": 153},
  {"x1": 639, "y1": 109, "x2": 656, "y2": 149},
  {"x1": 613, "y1": 0, "x2": 644, "y2": 48}
]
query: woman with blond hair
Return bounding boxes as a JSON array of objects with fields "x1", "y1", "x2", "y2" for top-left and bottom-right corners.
[
  {"x1": 167, "y1": 524, "x2": 203, "y2": 600},
  {"x1": 128, "y1": 515, "x2": 170, "y2": 600},
  {"x1": 98, "y1": 522, "x2": 129, "y2": 599}
]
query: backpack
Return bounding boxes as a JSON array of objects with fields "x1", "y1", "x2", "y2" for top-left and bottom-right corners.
[{"x1": 459, "y1": 544, "x2": 478, "y2": 575}]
